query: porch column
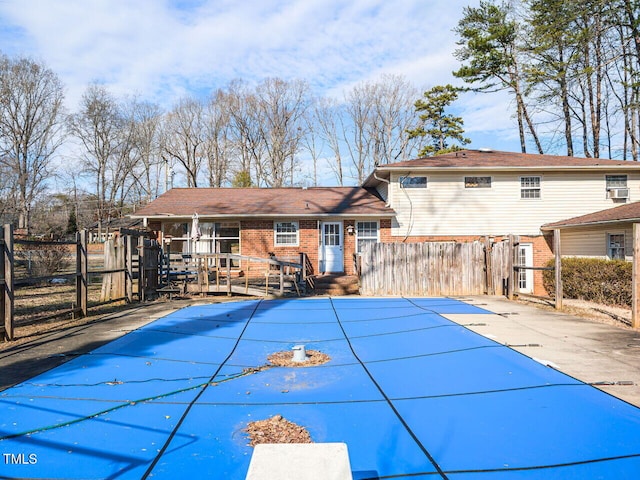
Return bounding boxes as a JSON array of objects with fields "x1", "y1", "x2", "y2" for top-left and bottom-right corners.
[{"x1": 554, "y1": 228, "x2": 563, "y2": 310}]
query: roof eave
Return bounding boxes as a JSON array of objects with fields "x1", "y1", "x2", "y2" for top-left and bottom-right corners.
[
  {"x1": 131, "y1": 212, "x2": 397, "y2": 220},
  {"x1": 376, "y1": 165, "x2": 640, "y2": 172},
  {"x1": 541, "y1": 218, "x2": 640, "y2": 231}
]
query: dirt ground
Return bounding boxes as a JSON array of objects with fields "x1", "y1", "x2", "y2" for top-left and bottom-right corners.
[{"x1": 515, "y1": 294, "x2": 634, "y2": 330}]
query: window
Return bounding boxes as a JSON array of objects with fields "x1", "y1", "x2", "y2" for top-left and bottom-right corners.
[
  {"x1": 520, "y1": 176, "x2": 541, "y2": 199},
  {"x1": 608, "y1": 233, "x2": 625, "y2": 260},
  {"x1": 606, "y1": 175, "x2": 628, "y2": 199},
  {"x1": 465, "y1": 176, "x2": 491, "y2": 188},
  {"x1": 356, "y1": 221, "x2": 379, "y2": 253},
  {"x1": 215, "y1": 222, "x2": 240, "y2": 267},
  {"x1": 163, "y1": 222, "x2": 189, "y2": 254},
  {"x1": 399, "y1": 176, "x2": 427, "y2": 188},
  {"x1": 274, "y1": 221, "x2": 299, "y2": 246},
  {"x1": 606, "y1": 175, "x2": 627, "y2": 189}
]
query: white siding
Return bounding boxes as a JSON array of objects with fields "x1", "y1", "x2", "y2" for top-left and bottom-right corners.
[
  {"x1": 560, "y1": 225, "x2": 633, "y2": 260},
  {"x1": 388, "y1": 171, "x2": 640, "y2": 237},
  {"x1": 375, "y1": 181, "x2": 389, "y2": 202}
]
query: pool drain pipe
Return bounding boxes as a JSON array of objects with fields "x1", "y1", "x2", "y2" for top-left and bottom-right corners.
[{"x1": 292, "y1": 345, "x2": 307, "y2": 362}]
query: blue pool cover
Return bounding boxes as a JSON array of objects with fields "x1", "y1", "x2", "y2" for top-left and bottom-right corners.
[{"x1": 1, "y1": 297, "x2": 640, "y2": 479}]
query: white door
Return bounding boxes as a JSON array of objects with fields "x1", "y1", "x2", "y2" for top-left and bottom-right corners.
[
  {"x1": 321, "y1": 222, "x2": 343, "y2": 273},
  {"x1": 517, "y1": 243, "x2": 534, "y2": 294}
]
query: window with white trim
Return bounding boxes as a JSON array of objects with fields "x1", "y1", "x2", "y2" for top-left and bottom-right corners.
[
  {"x1": 520, "y1": 176, "x2": 541, "y2": 199},
  {"x1": 356, "y1": 221, "x2": 379, "y2": 253},
  {"x1": 606, "y1": 175, "x2": 628, "y2": 199},
  {"x1": 274, "y1": 221, "x2": 299, "y2": 246},
  {"x1": 608, "y1": 233, "x2": 625, "y2": 260}
]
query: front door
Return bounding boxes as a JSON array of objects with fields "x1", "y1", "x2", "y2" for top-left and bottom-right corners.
[
  {"x1": 517, "y1": 243, "x2": 534, "y2": 294},
  {"x1": 321, "y1": 222, "x2": 343, "y2": 273}
]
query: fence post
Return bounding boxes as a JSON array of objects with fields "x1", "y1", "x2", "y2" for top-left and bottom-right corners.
[
  {"x1": 126, "y1": 234, "x2": 133, "y2": 303},
  {"x1": 633, "y1": 224, "x2": 640, "y2": 329},
  {"x1": 484, "y1": 236, "x2": 493, "y2": 295},
  {"x1": 279, "y1": 263, "x2": 284, "y2": 296},
  {"x1": 76, "y1": 229, "x2": 88, "y2": 317},
  {"x1": 554, "y1": 229, "x2": 563, "y2": 310},
  {"x1": 3, "y1": 224, "x2": 14, "y2": 340},
  {"x1": 138, "y1": 236, "x2": 146, "y2": 302},
  {"x1": 507, "y1": 235, "x2": 515, "y2": 300},
  {"x1": 227, "y1": 255, "x2": 232, "y2": 296}
]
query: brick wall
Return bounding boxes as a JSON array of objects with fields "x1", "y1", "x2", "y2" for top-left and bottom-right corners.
[{"x1": 240, "y1": 219, "x2": 320, "y2": 277}]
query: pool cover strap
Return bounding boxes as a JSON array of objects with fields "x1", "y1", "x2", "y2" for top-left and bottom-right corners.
[
  {"x1": 141, "y1": 299, "x2": 263, "y2": 479},
  {"x1": 329, "y1": 298, "x2": 449, "y2": 480}
]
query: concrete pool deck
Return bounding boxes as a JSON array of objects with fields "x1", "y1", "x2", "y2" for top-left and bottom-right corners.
[{"x1": 458, "y1": 296, "x2": 640, "y2": 408}]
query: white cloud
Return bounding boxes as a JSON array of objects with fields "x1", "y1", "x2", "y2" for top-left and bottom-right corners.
[
  {"x1": 0, "y1": 0, "x2": 487, "y2": 104},
  {"x1": 0, "y1": 0, "x2": 524, "y2": 155}
]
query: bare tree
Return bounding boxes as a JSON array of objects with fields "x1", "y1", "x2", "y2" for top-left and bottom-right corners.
[
  {"x1": 225, "y1": 79, "x2": 261, "y2": 184},
  {"x1": 312, "y1": 97, "x2": 344, "y2": 185},
  {"x1": 341, "y1": 75, "x2": 419, "y2": 183},
  {"x1": 128, "y1": 98, "x2": 163, "y2": 201},
  {"x1": 343, "y1": 81, "x2": 375, "y2": 183},
  {"x1": 0, "y1": 54, "x2": 65, "y2": 233},
  {"x1": 160, "y1": 97, "x2": 204, "y2": 187},
  {"x1": 253, "y1": 78, "x2": 310, "y2": 187},
  {"x1": 68, "y1": 84, "x2": 130, "y2": 235},
  {"x1": 369, "y1": 74, "x2": 421, "y2": 164},
  {"x1": 203, "y1": 89, "x2": 233, "y2": 187}
]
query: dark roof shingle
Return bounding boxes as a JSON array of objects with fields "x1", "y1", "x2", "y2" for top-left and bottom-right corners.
[
  {"x1": 542, "y1": 201, "x2": 640, "y2": 230},
  {"x1": 379, "y1": 149, "x2": 640, "y2": 170},
  {"x1": 133, "y1": 187, "x2": 394, "y2": 218}
]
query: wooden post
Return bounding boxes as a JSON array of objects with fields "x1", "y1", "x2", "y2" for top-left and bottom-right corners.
[
  {"x1": 227, "y1": 255, "x2": 232, "y2": 296},
  {"x1": 126, "y1": 234, "x2": 133, "y2": 303},
  {"x1": 484, "y1": 236, "x2": 493, "y2": 295},
  {"x1": 3, "y1": 224, "x2": 14, "y2": 340},
  {"x1": 76, "y1": 230, "x2": 88, "y2": 317},
  {"x1": 633, "y1": 224, "x2": 640, "y2": 329},
  {"x1": 507, "y1": 234, "x2": 515, "y2": 300},
  {"x1": 554, "y1": 228, "x2": 563, "y2": 310},
  {"x1": 299, "y1": 252, "x2": 306, "y2": 290},
  {"x1": 279, "y1": 263, "x2": 284, "y2": 296},
  {"x1": 138, "y1": 236, "x2": 146, "y2": 302}
]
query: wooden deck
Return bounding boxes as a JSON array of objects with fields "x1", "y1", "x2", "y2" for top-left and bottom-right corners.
[{"x1": 159, "y1": 252, "x2": 308, "y2": 298}]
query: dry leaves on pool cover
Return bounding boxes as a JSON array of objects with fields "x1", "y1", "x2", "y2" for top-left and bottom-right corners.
[
  {"x1": 267, "y1": 349, "x2": 330, "y2": 367},
  {"x1": 245, "y1": 415, "x2": 313, "y2": 446}
]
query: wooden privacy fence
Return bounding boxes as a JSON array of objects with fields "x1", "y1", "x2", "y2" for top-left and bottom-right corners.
[
  {"x1": 359, "y1": 239, "x2": 511, "y2": 297},
  {"x1": 100, "y1": 231, "x2": 160, "y2": 303}
]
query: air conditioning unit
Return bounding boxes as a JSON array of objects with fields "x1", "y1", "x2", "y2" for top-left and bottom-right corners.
[{"x1": 608, "y1": 188, "x2": 630, "y2": 199}]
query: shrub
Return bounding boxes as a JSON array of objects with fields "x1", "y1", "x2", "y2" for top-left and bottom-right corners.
[
  {"x1": 29, "y1": 245, "x2": 72, "y2": 279},
  {"x1": 542, "y1": 257, "x2": 632, "y2": 307}
]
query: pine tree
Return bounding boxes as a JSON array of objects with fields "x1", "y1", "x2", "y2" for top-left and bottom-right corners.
[{"x1": 407, "y1": 85, "x2": 470, "y2": 156}]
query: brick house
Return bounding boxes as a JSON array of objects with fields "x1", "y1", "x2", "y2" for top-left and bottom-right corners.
[
  {"x1": 131, "y1": 187, "x2": 395, "y2": 277},
  {"x1": 133, "y1": 150, "x2": 640, "y2": 296}
]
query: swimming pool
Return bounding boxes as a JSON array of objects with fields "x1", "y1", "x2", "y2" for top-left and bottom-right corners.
[{"x1": 1, "y1": 297, "x2": 639, "y2": 478}]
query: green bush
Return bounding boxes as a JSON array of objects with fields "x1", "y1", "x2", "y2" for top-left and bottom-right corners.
[{"x1": 542, "y1": 257, "x2": 632, "y2": 307}]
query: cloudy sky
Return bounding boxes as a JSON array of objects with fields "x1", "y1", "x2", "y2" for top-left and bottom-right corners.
[{"x1": 0, "y1": 0, "x2": 521, "y2": 156}]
